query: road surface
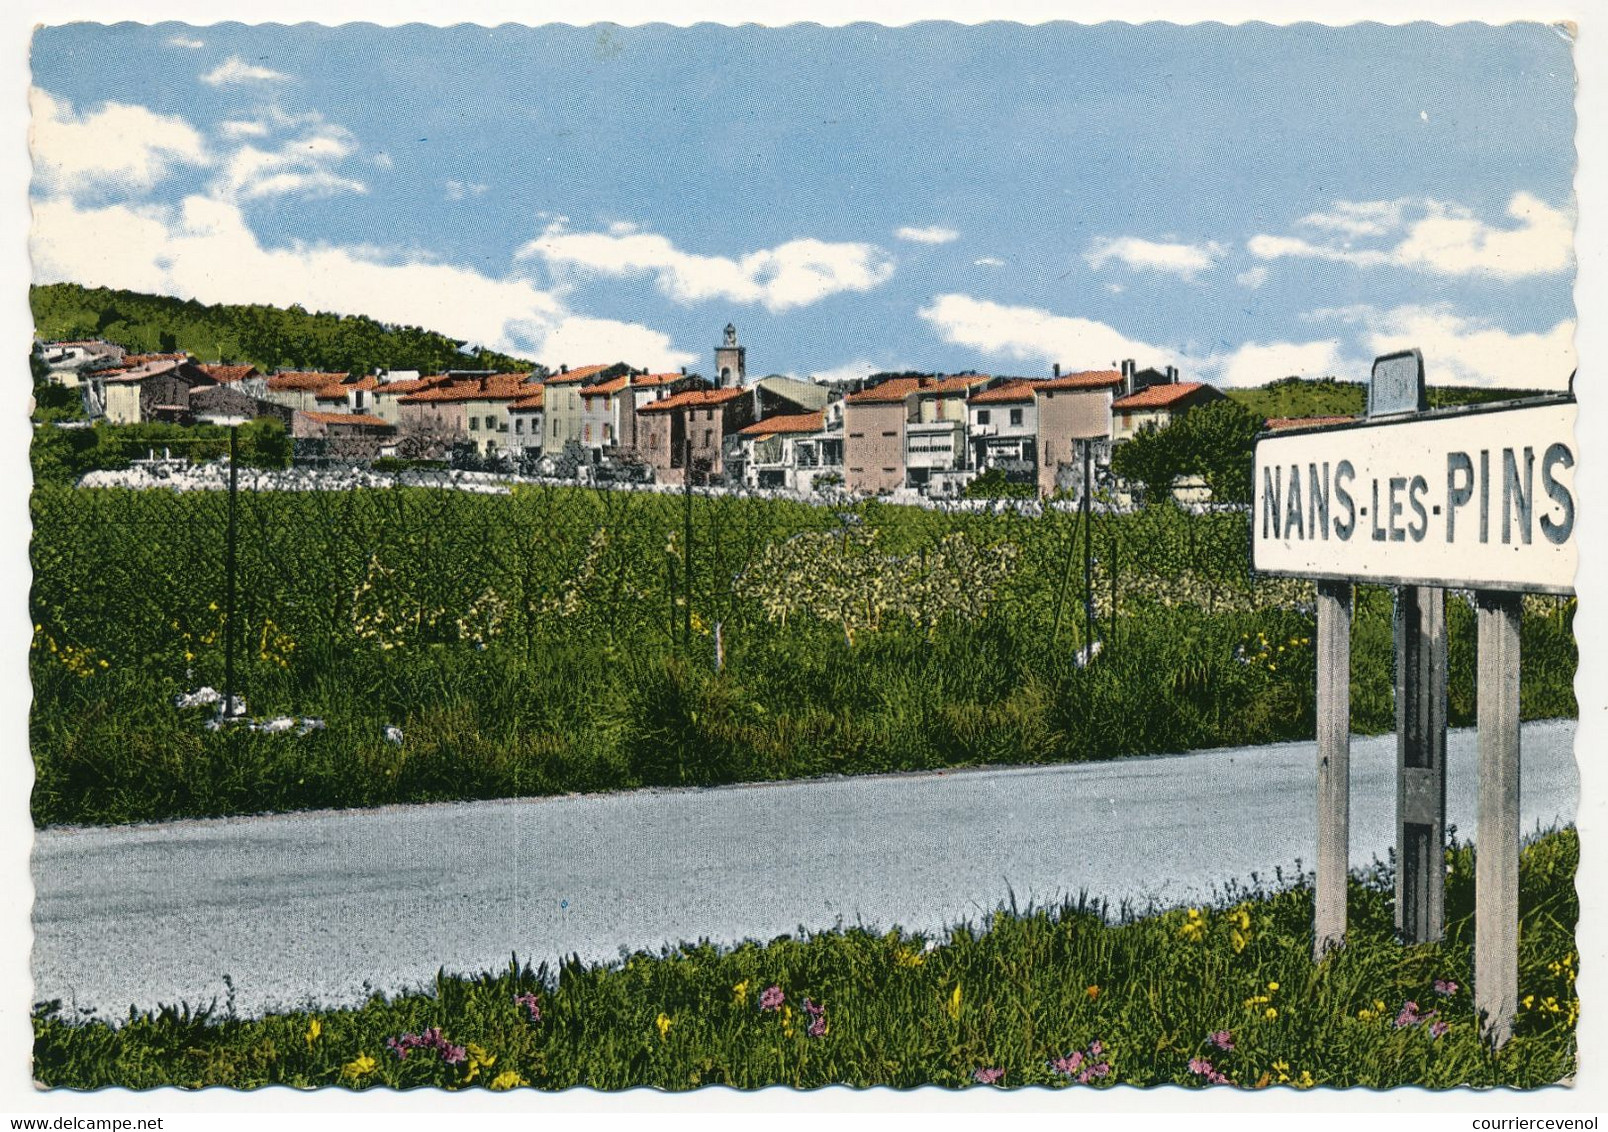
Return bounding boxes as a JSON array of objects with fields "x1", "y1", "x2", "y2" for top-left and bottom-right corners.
[{"x1": 32, "y1": 720, "x2": 1576, "y2": 1018}]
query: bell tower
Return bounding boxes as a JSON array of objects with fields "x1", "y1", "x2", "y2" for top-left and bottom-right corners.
[{"x1": 714, "y1": 323, "x2": 745, "y2": 388}]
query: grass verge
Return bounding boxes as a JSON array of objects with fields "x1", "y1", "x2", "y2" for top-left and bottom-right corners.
[{"x1": 33, "y1": 830, "x2": 1577, "y2": 1091}]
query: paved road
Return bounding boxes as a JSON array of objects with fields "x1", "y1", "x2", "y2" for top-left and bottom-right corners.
[{"x1": 32, "y1": 721, "x2": 1576, "y2": 1019}]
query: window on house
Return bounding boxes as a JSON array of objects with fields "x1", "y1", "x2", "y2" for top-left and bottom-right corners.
[
  {"x1": 470, "y1": 418, "x2": 480, "y2": 431},
  {"x1": 515, "y1": 418, "x2": 524, "y2": 434},
  {"x1": 703, "y1": 429, "x2": 713, "y2": 447},
  {"x1": 977, "y1": 410, "x2": 991, "y2": 426},
  {"x1": 882, "y1": 430, "x2": 897, "y2": 437},
  {"x1": 1010, "y1": 408, "x2": 1024, "y2": 427},
  {"x1": 486, "y1": 415, "x2": 497, "y2": 429}
]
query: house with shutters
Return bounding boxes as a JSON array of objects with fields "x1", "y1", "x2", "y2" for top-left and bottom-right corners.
[
  {"x1": 842, "y1": 374, "x2": 992, "y2": 495},
  {"x1": 541, "y1": 363, "x2": 632, "y2": 453},
  {"x1": 262, "y1": 371, "x2": 352, "y2": 413},
  {"x1": 967, "y1": 379, "x2": 1040, "y2": 485},
  {"x1": 635, "y1": 385, "x2": 754, "y2": 485},
  {"x1": 396, "y1": 372, "x2": 542, "y2": 458}
]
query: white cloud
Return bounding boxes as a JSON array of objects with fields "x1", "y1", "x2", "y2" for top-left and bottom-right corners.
[
  {"x1": 519, "y1": 223, "x2": 896, "y2": 313},
  {"x1": 1202, "y1": 339, "x2": 1351, "y2": 388},
  {"x1": 373, "y1": 153, "x2": 394, "y2": 169},
  {"x1": 1235, "y1": 266, "x2": 1270, "y2": 289},
  {"x1": 30, "y1": 88, "x2": 209, "y2": 195},
  {"x1": 973, "y1": 256, "x2": 1005, "y2": 268},
  {"x1": 1104, "y1": 283, "x2": 1125, "y2": 294},
  {"x1": 168, "y1": 35, "x2": 205, "y2": 50},
  {"x1": 894, "y1": 225, "x2": 960, "y2": 245},
  {"x1": 445, "y1": 180, "x2": 489, "y2": 201},
  {"x1": 1084, "y1": 236, "x2": 1225, "y2": 281},
  {"x1": 1250, "y1": 193, "x2": 1573, "y2": 279},
  {"x1": 218, "y1": 127, "x2": 366, "y2": 200},
  {"x1": 201, "y1": 56, "x2": 292, "y2": 87},
  {"x1": 918, "y1": 293, "x2": 1171, "y2": 369},
  {"x1": 29, "y1": 192, "x2": 695, "y2": 370},
  {"x1": 1309, "y1": 303, "x2": 1575, "y2": 389},
  {"x1": 1297, "y1": 199, "x2": 1409, "y2": 238},
  {"x1": 217, "y1": 119, "x2": 270, "y2": 139}
]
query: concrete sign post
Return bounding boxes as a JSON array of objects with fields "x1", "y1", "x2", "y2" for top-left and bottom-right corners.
[{"x1": 1253, "y1": 351, "x2": 1576, "y2": 1047}]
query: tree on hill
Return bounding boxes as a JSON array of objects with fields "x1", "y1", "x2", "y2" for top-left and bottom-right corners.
[{"x1": 29, "y1": 283, "x2": 538, "y2": 376}]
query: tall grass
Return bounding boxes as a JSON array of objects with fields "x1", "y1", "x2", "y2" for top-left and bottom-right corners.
[
  {"x1": 32, "y1": 829, "x2": 1578, "y2": 1090},
  {"x1": 29, "y1": 485, "x2": 1577, "y2": 827}
]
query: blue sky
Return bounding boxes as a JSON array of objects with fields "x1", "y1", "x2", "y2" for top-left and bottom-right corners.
[{"x1": 29, "y1": 21, "x2": 1577, "y2": 387}]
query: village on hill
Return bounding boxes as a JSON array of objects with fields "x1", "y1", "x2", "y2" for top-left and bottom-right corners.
[{"x1": 33, "y1": 318, "x2": 1367, "y2": 505}]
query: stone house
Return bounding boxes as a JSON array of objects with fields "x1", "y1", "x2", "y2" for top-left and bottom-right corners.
[
  {"x1": 94, "y1": 358, "x2": 216, "y2": 424},
  {"x1": 541, "y1": 363, "x2": 632, "y2": 452},
  {"x1": 635, "y1": 385, "x2": 754, "y2": 485},
  {"x1": 292, "y1": 410, "x2": 398, "y2": 461},
  {"x1": 734, "y1": 410, "x2": 830, "y2": 491}
]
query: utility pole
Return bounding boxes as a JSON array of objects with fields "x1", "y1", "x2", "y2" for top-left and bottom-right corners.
[{"x1": 683, "y1": 435, "x2": 694, "y2": 652}]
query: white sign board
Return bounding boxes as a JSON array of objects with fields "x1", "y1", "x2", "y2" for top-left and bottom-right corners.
[{"x1": 1252, "y1": 398, "x2": 1576, "y2": 594}]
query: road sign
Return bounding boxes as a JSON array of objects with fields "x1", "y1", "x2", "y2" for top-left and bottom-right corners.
[{"x1": 1252, "y1": 396, "x2": 1576, "y2": 595}]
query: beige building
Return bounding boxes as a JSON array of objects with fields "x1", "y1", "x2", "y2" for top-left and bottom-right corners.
[
  {"x1": 1034, "y1": 369, "x2": 1124, "y2": 495},
  {"x1": 542, "y1": 363, "x2": 630, "y2": 452},
  {"x1": 262, "y1": 371, "x2": 351, "y2": 413},
  {"x1": 842, "y1": 375, "x2": 990, "y2": 495},
  {"x1": 1111, "y1": 381, "x2": 1225, "y2": 441}
]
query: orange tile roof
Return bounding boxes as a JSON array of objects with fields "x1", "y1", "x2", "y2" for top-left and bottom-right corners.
[
  {"x1": 637, "y1": 386, "x2": 749, "y2": 414},
  {"x1": 198, "y1": 364, "x2": 258, "y2": 384},
  {"x1": 970, "y1": 379, "x2": 1040, "y2": 405},
  {"x1": 1265, "y1": 415, "x2": 1357, "y2": 431},
  {"x1": 299, "y1": 411, "x2": 395, "y2": 429},
  {"x1": 633, "y1": 372, "x2": 684, "y2": 387},
  {"x1": 101, "y1": 359, "x2": 189, "y2": 382},
  {"x1": 544, "y1": 363, "x2": 616, "y2": 386},
  {"x1": 1112, "y1": 381, "x2": 1217, "y2": 410},
  {"x1": 1036, "y1": 369, "x2": 1124, "y2": 392},
  {"x1": 314, "y1": 375, "x2": 382, "y2": 400},
  {"x1": 581, "y1": 375, "x2": 632, "y2": 397},
  {"x1": 737, "y1": 411, "x2": 825, "y2": 437},
  {"x1": 269, "y1": 370, "x2": 351, "y2": 392},
  {"x1": 510, "y1": 389, "x2": 545, "y2": 410},
  {"x1": 846, "y1": 375, "x2": 991, "y2": 404},
  {"x1": 397, "y1": 373, "x2": 539, "y2": 404},
  {"x1": 374, "y1": 375, "x2": 451, "y2": 396}
]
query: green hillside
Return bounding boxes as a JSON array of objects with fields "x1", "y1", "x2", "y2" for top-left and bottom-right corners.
[
  {"x1": 1227, "y1": 375, "x2": 1551, "y2": 421},
  {"x1": 30, "y1": 283, "x2": 537, "y2": 376}
]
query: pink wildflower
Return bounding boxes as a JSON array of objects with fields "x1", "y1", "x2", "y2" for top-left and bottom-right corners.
[
  {"x1": 1188, "y1": 1057, "x2": 1230, "y2": 1086},
  {"x1": 1394, "y1": 1001, "x2": 1422, "y2": 1028},
  {"x1": 803, "y1": 997, "x2": 827, "y2": 1037},
  {"x1": 759, "y1": 985, "x2": 785, "y2": 1012},
  {"x1": 1089, "y1": 1041, "x2": 1103, "y2": 1058},
  {"x1": 1429, "y1": 1019, "x2": 1449, "y2": 1039},
  {"x1": 1209, "y1": 1030, "x2": 1234, "y2": 1051},
  {"x1": 1433, "y1": 979, "x2": 1459, "y2": 997},
  {"x1": 973, "y1": 1067, "x2": 1005, "y2": 1085},
  {"x1": 514, "y1": 992, "x2": 542, "y2": 1022},
  {"x1": 441, "y1": 1043, "x2": 467, "y2": 1065},
  {"x1": 1051, "y1": 1050, "x2": 1085, "y2": 1078}
]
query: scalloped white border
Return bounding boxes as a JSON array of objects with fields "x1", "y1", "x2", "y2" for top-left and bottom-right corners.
[{"x1": 1, "y1": 4, "x2": 1598, "y2": 1122}]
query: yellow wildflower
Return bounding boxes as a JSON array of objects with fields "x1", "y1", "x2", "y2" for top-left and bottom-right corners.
[
  {"x1": 1086, "y1": 985, "x2": 1100, "y2": 1001},
  {"x1": 462, "y1": 1043, "x2": 496, "y2": 1082},
  {"x1": 1179, "y1": 907, "x2": 1208, "y2": 943},
  {"x1": 1271, "y1": 1059, "x2": 1291, "y2": 1084},
  {"x1": 732, "y1": 979, "x2": 750, "y2": 1005},
  {"x1": 340, "y1": 1053, "x2": 377, "y2": 1080},
  {"x1": 895, "y1": 947, "x2": 925, "y2": 968},
  {"x1": 946, "y1": 983, "x2": 963, "y2": 1021},
  {"x1": 488, "y1": 1069, "x2": 527, "y2": 1091},
  {"x1": 656, "y1": 1012, "x2": 673, "y2": 1041},
  {"x1": 1296, "y1": 1070, "x2": 1315, "y2": 1089},
  {"x1": 1264, "y1": 1007, "x2": 1278, "y2": 1021},
  {"x1": 305, "y1": 1018, "x2": 321, "y2": 1046}
]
